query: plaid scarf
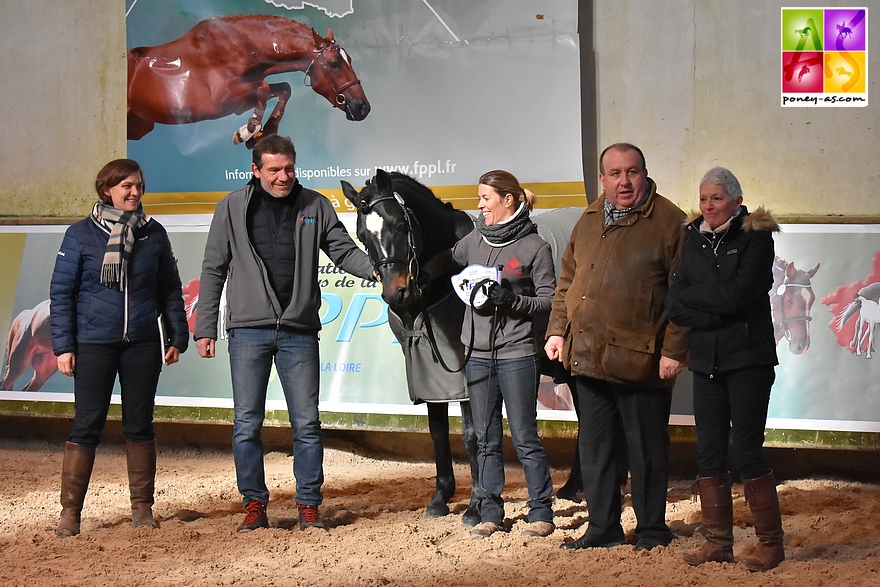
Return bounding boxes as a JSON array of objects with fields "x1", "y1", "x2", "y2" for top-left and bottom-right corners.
[
  {"x1": 93, "y1": 201, "x2": 148, "y2": 290},
  {"x1": 602, "y1": 189, "x2": 650, "y2": 226}
]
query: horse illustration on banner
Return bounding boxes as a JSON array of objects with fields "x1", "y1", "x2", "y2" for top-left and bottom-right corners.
[
  {"x1": 1, "y1": 300, "x2": 55, "y2": 391},
  {"x1": 770, "y1": 256, "x2": 820, "y2": 354},
  {"x1": 822, "y1": 250, "x2": 880, "y2": 359},
  {"x1": 127, "y1": 14, "x2": 370, "y2": 148},
  {"x1": 836, "y1": 282, "x2": 880, "y2": 358}
]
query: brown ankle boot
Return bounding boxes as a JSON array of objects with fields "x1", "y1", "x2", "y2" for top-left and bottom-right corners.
[
  {"x1": 126, "y1": 440, "x2": 158, "y2": 528},
  {"x1": 740, "y1": 471, "x2": 785, "y2": 571},
  {"x1": 681, "y1": 473, "x2": 735, "y2": 565},
  {"x1": 56, "y1": 442, "x2": 96, "y2": 538}
]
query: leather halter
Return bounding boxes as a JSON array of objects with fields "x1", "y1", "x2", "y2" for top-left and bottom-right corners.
[
  {"x1": 358, "y1": 191, "x2": 421, "y2": 279},
  {"x1": 770, "y1": 280, "x2": 814, "y2": 336},
  {"x1": 304, "y1": 42, "x2": 363, "y2": 106}
]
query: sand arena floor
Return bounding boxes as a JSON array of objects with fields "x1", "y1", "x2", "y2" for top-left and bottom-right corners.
[{"x1": 1, "y1": 439, "x2": 879, "y2": 586}]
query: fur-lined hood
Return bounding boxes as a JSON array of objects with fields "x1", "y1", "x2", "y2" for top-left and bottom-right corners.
[{"x1": 684, "y1": 206, "x2": 780, "y2": 232}]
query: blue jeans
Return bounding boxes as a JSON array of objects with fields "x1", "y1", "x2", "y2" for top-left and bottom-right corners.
[
  {"x1": 466, "y1": 356, "x2": 553, "y2": 524},
  {"x1": 228, "y1": 327, "x2": 323, "y2": 507}
]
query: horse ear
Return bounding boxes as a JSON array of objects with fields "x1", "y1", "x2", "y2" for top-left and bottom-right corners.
[
  {"x1": 325, "y1": 27, "x2": 335, "y2": 42},
  {"x1": 785, "y1": 262, "x2": 796, "y2": 280},
  {"x1": 375, "y1": 168, "x2": 392, "y2": 192},
  {"x1": 806, "y1": 263, "x2": 820, "y2": 279},
  {"x1": 312, "y1": 27, "x2": 326, "y2": 49},
  {"x1": 340, "y1": 180, "x2": 362, "y2": 209}
]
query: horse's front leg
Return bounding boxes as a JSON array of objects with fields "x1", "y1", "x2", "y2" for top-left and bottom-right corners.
[
  {"x1": 234, "y1": 100, "x2": 266, "y2": 146},
  {"x1": 459, "y1": 401, "x2": 482, "y2": 527},
  {"x1": 426, "y1": 401, "x2": 455, "y2": 517},
  {"x1": 260, "y1": 82, "x2": 292, "y2": 138}
]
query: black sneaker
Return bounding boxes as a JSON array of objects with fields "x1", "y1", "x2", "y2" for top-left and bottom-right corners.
[
  {"x1": 237, "y1": 501, "x2": 269, "y2": 532},
  {"x1": 297, "y1": 503, "x2": 326, "y2": 530}
]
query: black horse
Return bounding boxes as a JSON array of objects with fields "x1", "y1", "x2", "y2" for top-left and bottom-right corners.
[{"x1": 341, "y1": 169, "x2": 482, "y2": 525}]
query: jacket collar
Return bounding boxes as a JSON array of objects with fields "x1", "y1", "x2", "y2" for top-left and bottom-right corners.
[
  {"x1": 588, "y1": 177, "x2": 659, "y2": 219},
  {"x1": 685, "y1": 206, "x2": 780, "y2": 233}
]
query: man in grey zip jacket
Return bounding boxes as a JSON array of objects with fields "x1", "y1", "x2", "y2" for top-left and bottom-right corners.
[{"x1": 194, "y1": 135, "x2": 374, "y2": 532}]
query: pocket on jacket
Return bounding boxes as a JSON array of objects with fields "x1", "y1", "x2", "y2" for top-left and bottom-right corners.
[{"x1": 601, "y1": 324, "x2": 656, "y2": 383}]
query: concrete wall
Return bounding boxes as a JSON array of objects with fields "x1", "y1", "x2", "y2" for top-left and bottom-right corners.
[
  {"x1": 593, "y1": 1, "x2": 879, "y2": 216},
  {"x1": 0, "y1": 1, "x2": 126, "y2": 218},
  {"x1": 0, "y1": 1, "x2": 876, "y2": 217}
]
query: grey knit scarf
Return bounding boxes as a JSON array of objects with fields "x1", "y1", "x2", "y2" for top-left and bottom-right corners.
[{"x1": 476, "y1": 202, "x2": 536, "y2": 247}]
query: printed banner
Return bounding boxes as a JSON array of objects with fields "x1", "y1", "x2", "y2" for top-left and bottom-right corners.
[
  {"x1": 3, "y1": 220, "x2": 880, "y2": 433},
  {"x1": 781, "y1": 7, "x2": 868, "y2": 107},
  {"x1": 124, "y1": 0, "x2": 583, "y2": 204}
]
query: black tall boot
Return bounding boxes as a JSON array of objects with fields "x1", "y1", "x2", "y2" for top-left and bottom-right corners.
[
  {"x1": 741, "y1": 471, "x2": 785, "y2": 571},
  {"x1": 56, "y1": 442, "x2": 96, "y2": 538},
  {"x1": 126, "y1": 440, "x2": 158, "y2": 528},
  {"x1": 681, "y1": 473, "x2": 735, "y2": 565}
]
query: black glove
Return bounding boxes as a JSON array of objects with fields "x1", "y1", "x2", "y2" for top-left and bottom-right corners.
[{"x1": 487, "y1": 282, "x2": 517, "y2": 308}]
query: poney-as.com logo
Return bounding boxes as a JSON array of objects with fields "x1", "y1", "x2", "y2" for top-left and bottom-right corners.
[{"x1": 782, "y1": 7, "x2": 867, "y2": 107}]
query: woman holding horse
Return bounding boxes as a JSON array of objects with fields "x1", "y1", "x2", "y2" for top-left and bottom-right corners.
[
  {"x1": 50, "y1": 159, "x2": 189, "y2": 538},
  {"x1": 665, "y1": 166, "x2": 783, "y2": 571},
  {"x1": 424, "y1": 170, "x2": 556, "y2": 538}
]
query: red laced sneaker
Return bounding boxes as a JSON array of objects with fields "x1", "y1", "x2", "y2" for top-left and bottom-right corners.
[
  {"x1": 237, "y1": 500, "x2": 269, "y2": 532},
  {"x1": 297, "y1": 503, "x2": 325, "y2": 530}
]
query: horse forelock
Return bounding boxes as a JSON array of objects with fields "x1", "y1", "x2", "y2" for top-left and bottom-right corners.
[{"x1": 388, "y1": 175, "x2": 472, "y2": 254}]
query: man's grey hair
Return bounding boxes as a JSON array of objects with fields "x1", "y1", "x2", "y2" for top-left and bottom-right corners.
[{"x1": 700, "y1": 166, "x2": 742, "y2": 199}]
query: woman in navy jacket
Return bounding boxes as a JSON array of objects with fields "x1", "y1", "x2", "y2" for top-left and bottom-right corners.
[
  {"x1": 50, "y1": 159, "x2": 188, "y2": 538},
  {"x1": 666, "y1": 167, "x2": 783, "y2": 571}
]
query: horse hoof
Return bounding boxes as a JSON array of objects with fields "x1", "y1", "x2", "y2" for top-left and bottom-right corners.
[
  {"x1": 426, "y1": 501, "x2": 451, "y2": 518},
  {"x1": 462, "y1": 505, "x2": 481, "y2": 528}
]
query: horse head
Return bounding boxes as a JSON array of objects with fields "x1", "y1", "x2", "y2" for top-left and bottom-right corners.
[
  {"x1": 771, "y1": 258, "x2": 819, "y2": 354},
  {"x1": 341, "y1": 169, "x2": 423, "y2": 310},
  {"x1": 306, "y1": 28, "x2": 371, "y2": 121}
]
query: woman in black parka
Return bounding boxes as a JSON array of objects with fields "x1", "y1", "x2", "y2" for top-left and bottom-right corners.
[{"x1": 666, "y1": 167, "x2": 784, "y2": 572}]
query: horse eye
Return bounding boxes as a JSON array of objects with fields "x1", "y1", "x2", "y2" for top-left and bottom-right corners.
[
  {"x1": 395, "y1": 223, "x2": 408, "y2": 233},
  {"x1": 329, "y1": 59, "x2": 341, "y2": 70}
]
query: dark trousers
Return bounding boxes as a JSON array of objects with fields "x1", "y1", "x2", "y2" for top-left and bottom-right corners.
[
  {"x1": 693, "y1": 366, "x2": 775, "y2": 479},
  {"x1": 575, "y1": 375, "x2": 673, "y2": 542},
  {"x1": 69, "y1": 340, "x2": 163, "y2": 448}
]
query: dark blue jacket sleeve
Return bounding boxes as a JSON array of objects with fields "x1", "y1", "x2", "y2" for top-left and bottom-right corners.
[
  {"x1": 49, "y1": 226, "x2": 84, "y2": 355},
  {"x1": 156, "y1": 229, "x2": 189, "y2": 353}
]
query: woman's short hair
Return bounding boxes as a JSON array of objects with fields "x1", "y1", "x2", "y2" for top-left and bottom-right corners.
[
  {"x1": 700, "y1": 166, "x2": 742, "y2": 200},
  {"x1": 95, "y1": 159, "x2": 144, "y2": 203},
  {"x1": 478, "y1": 169, "x2": 537, "y2": 211}
]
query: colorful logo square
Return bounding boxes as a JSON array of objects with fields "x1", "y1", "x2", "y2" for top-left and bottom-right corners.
[
  {"x1": 782, "y1": 52, "x2": 823, "y2": 92},
  {"x1": 825, "y1": 8, "x2": 867, "y2": 50},
  {"x1": 825, "y1": 51, "x2": 866, "y2": 93},
  {"x1": 782, "y1": 7, "x2": 868, "y2": 107}
]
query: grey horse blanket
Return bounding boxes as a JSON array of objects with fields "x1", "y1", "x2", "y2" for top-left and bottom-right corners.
[{"x1": 387, "y1": 290, "x2": 468, "y2": 404}]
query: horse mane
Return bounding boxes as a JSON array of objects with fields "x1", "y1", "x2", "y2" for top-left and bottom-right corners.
[
  {"x1": 386, "y1": 172, "x2": 474, "y2": 262},
  {"x1": 181, "y1": 15, "x2": 320, "y2": 51}
]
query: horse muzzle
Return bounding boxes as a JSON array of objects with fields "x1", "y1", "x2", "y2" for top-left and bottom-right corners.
[{"x1": 342, "y1": 98, "x2": 370, "y2": 121}]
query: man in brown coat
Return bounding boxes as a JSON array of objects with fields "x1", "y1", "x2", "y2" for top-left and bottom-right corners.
[{"x1": 545, "y1": 143, "x2": 689, "y2": 552}]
